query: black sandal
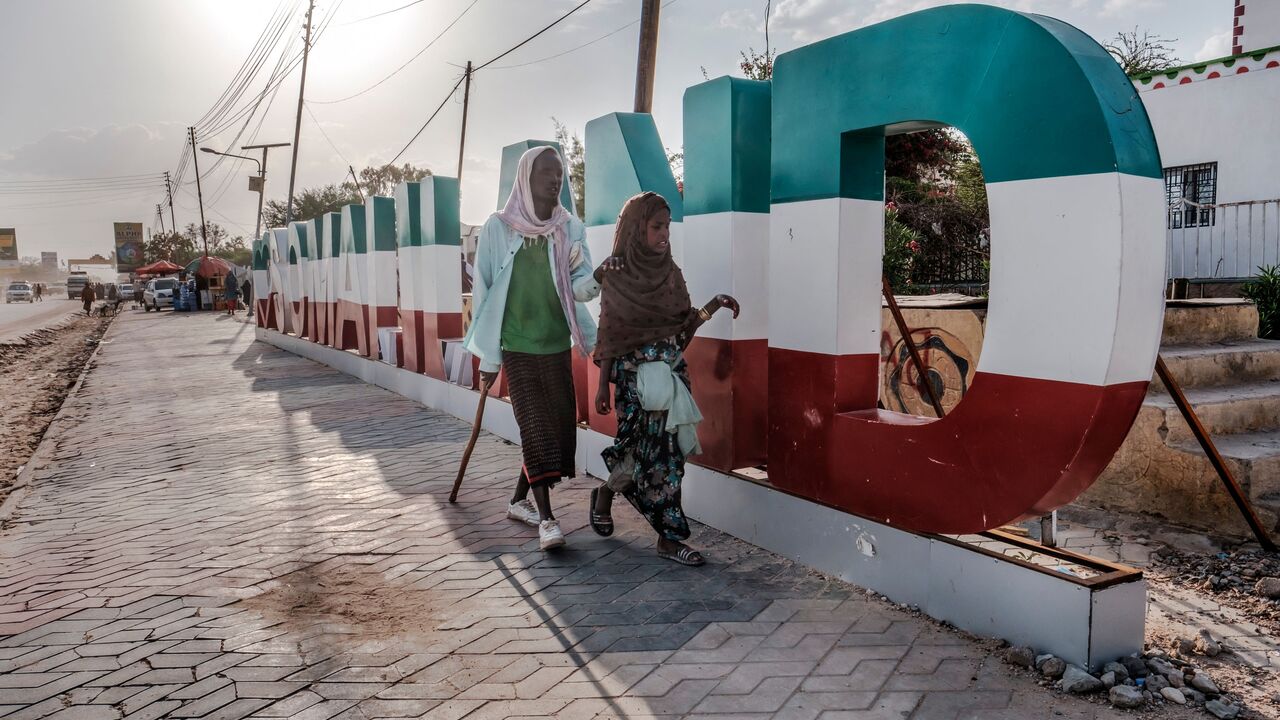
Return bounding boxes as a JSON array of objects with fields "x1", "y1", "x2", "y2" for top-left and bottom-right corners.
[
  {"x1": 589, "y1": 487, "x2": 614, "y2": 537},
  {"x1": 657, "y1": 544, "x2": 705, "y2": 566}
]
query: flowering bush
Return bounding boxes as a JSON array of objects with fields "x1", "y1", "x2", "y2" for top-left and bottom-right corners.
[{"x1": 884, "y1": 208, "x2": 923, "y2": 294}]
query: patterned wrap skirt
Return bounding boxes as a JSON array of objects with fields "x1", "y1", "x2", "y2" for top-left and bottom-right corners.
[
  {"x1": 600, "y1": 335, "x2": 692, "y2": 542},
  {"x1": 503, "y1": 349, "x2": 577, "y2": 486}
]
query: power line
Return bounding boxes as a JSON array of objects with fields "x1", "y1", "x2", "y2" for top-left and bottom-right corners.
[
  {"x1": 194, "y1": 1, "x2": 301, "y2": 135},
  {"x1": 304, "y1": 103, "x2": 353, "y2": 168},
  {"x1": 310, "y1": 0, "x2": 479, "y2": 105},
  {"x1": 387, "y1": 73, "x2": 466, "y2": 165},
  {"x1": 488, "y1": 0, "x2": 679, "y2": 70},
  {"x1": 384, "y1": 0, "x2": 595, "y2": 166},
  {"x1": 474, "y1": 0, "x2": 593, "y2": 71},
  {"x1": 0, "y1": 172, "x2": 160, "y2": 185},
  {"x1": 337, "y1": 0, "x2": 429, "y2": 25}
]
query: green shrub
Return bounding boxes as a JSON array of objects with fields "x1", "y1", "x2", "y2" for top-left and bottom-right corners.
[
  {"x1": 884, "y1": 207, "x2": 922, "y2": 294},
  {"x1": 1242, "y1": 265, "x2": 1280, "y2": 339}
]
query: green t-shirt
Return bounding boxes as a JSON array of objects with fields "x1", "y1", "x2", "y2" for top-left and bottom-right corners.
[{"x1": 501, "y1": 238, "x2": 570, "y2": 354}]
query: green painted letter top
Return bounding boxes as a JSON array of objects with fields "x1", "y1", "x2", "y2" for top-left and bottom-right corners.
[
  {"x1": 683, "y1": 76, "x2": 772, "y2": 215},
  {"x1": 771, "y1": 4, "x2": 1161, "y2": 203},
  {"x1": 324, "y1": 212, "x2": 342, "y2": 259},
  {"x1": 252, "y1": 236, "x2": 268, "y2": 271},
  {"x1": 584, "y1": 113, "x2": 683, "y2": 226},
  {"x1": 395, "y1": 181, "x2": 423, "y2": 249},
  {"x1": 341, "y1": 204, "x2": 367, "y2": 255},
  {"x1": 288, "y1": 222, "x2": 308, "y2": 263},
  {"x1": 366, "y1": 196, "x2": 397, "y2": 253}
]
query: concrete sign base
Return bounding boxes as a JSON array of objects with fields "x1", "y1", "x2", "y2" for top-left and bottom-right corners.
[{"x1": 256, "y1": 325, "x2": 1145, "y2": 670}]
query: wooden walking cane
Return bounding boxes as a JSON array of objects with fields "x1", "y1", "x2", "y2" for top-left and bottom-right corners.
[{"x1": 449, "y1": 376, "x2": 492, "y2": 503}]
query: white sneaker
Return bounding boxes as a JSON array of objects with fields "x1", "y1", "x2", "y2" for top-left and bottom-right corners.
[
  {"x1": 507, "y1": 499, "x2": 539, "y2": 527},
  {"x1": 539, "y1": 519, "x2": 566, "y2": 551}
]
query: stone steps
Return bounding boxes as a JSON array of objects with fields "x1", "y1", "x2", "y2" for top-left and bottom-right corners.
[
  {"x1": 1166, "y1": 430, "x2": 1280, "y2": 505},
  {"x1": 1147, "y1": 379, "x2": 1280, "y2": 444},
  {"x1": 1158, "y1": 339, "x2": 1280, "y2": 389},
  {"x1": 1086, "y1": 300, "x2": 1280, "y2": 537}
]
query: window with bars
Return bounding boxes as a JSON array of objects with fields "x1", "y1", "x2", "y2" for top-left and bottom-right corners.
[{"x1": 1164, "y1": 162, "x2": 1217, "y2": 229}]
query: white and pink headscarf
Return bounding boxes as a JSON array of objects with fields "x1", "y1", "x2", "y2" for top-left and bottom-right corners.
[{"x1": 496, "y1": 145, "x2": 588, "y2": 354}]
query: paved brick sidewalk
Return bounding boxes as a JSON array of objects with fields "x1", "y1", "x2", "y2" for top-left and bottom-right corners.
[{"x1": 0, "y1": 311, "x2": 1137, "y2": 719}]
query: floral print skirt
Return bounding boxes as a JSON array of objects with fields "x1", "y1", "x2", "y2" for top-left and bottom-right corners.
[{"x1": 601, "y1": 336, "x2": 691, "y2": 542}]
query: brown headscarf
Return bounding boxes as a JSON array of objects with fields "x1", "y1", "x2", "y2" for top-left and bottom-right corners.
[{"x1": 594, "y1": 192, "x2": 694, "y2": 361}]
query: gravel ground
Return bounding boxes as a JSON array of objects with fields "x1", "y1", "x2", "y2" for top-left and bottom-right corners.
[{"x1": 0, "y1": 311, "x2": 111, "y2": 504}]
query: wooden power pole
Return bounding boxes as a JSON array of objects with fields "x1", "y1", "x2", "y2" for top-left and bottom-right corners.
[
  {"x1": 286, "y1": 0, "x2": 316, "y2": 224},
  {"x1": 163, "y1": 172, "x2": 176, "y2": 232},
  {"x1": 633, "y1": 0, "x2": 661, "y2": 113},
  {"x1": 188, "y1": 127, "x2": 210, "y2": 259},
  {"x1": 457, "y1": 61, "x2": 473, "y2": 182}
]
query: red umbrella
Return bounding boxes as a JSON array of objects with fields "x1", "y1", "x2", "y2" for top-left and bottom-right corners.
[
  {"x1": 184, "y1": 255, "x2": 236, "y2": 279},
  {"x1": 135, "y1": 260, "x2": 183, "y2": 276}
]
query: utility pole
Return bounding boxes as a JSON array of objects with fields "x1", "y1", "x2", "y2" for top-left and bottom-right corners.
[
  {"x1": 457, "y1": 61, "x2": 473, "y2": 181},
  {"x1": 242, "y1": 142, "x2": 290, "y2": 241},
  {"x1": 157, "y1": 204, "x2": 165, "y2": 234},
  {"x1": 188, "y1": 126, "x2": 210, "y2": 260},
  {"x1": 163, "y1": 171, "x2": 176, "y2": 231},
  {"x1": 348, "y1": 165, "x2": 364, "y2": 202},
  {"x1": 633, "y1": 0, "x2": 661, "y2": 113},
  {"x1": 286, "y1": 0, "x2": 316, "y2": 224}
]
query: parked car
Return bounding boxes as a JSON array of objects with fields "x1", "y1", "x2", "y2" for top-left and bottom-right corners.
[
  {"x1": 143, "y1": 278, "x2": 178, "y2": 311},
  {"x1": 5, "y1": 281, "x2": 33, "y2": 303},
  {"x1": 118, "y1": 283, "x2": 134, "y2": 301}
]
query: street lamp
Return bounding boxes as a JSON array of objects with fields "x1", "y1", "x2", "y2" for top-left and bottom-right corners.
[
  {"x1": 201, "y1": 147, "x2": 265, "y2": 242},
  {"x1": 200, "y1": 142, "x2": 289, "y2": 244}
]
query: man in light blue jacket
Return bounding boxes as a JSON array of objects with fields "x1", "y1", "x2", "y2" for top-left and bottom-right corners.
[{"x1": 463, "y1": 146, "x2": 620, "y2": 550}]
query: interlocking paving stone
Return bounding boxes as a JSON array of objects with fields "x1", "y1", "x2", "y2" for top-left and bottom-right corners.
[{"x1": 0, "y1": 312, "x2": 1144, "y2": 718}]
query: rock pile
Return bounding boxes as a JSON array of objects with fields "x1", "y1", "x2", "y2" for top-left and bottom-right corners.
[
  {"x1": 1152, "y1": 546, "x2": 1280, "y2": 629},
  {"x1": 1001, "y1": 643, "x2": 1241, "y2": 716}
]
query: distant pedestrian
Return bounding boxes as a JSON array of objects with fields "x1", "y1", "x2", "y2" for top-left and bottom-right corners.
[
  {"x1": 33, "y1": 283, "x2": 42, "y2": 302},
  {"x1": 80, "y1": 283, "x2": 96, "y2": 316},
  {"x1": 224, "y1": 275, "x2": 239, "y2": 315},
  {"x1": 242, "y1": 278, "x2": 253, "y2": 318}
]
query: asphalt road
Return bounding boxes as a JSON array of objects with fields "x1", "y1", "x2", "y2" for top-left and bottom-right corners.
[{"x1": 0, "y1": 298, "x2": 81, "y2": 343}]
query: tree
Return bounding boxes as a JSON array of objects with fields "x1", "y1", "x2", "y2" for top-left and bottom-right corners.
[
  {"x1": 739, "y1": 46, "x2": 774, "y2": 81},
  {"x1": 667, "y1": 150, "x2": 684, "y2": 187},
  {"x1": 263, "y1": 184, "x2": 360, "y2": 229},
  {"x1": 261, "y1": 163, "x2": 431, "y2": 229},
  {"x1": 1105, "y1": 27, "x2": 1181, "y2": 76},
  {"x1": 145, "y1": 222, "x2": 248, "y2": 267},
  {"x1": 552, "y1": 118, "x2": 586, "y2": 219},
  {"x1": 348, "y1": 162, "x2": 432, "y2": 198}
]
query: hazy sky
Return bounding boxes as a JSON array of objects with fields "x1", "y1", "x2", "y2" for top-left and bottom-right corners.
[{"x1": 0, "y1": 0, "x2": 1231, "y2": 262}]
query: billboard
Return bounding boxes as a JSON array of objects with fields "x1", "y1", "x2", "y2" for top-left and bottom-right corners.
[
  {"x1": 113, "y1": 222, "x2": 144, "y2": 273},
  {"x1": 0, "y1": 228, "x2": 16, "y2": 266},
  {"x1": 41, "y1": 251, "x2": 57, "y2": 270}
]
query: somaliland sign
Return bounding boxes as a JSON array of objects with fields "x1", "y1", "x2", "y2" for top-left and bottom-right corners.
[
  {"x1": 254, "y1": 5, "x2": 1165, "y2": 534},
  {"x1": 113, "y1": 222, "x2": 144, "y2": 273}
]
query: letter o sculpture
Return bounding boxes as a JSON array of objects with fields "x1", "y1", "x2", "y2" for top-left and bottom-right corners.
[{"x1": 766, "y1": 6, "x2": 1166, "y2": 533}]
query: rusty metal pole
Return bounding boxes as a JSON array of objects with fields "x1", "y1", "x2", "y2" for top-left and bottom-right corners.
[
  {"x1": 882, "y1": 276, "x2": 945, "y2": 418},
  {"x1": 1155, "y1": 355, "x2": 1276, "y2": 551}
]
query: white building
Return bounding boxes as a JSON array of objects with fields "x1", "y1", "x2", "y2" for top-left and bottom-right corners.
[{"x1": 1135, "y1": 0, "x2": 1280, "y2": 280}]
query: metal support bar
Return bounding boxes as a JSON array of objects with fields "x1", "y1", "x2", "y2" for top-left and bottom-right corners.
[
  {"x1": 1155, "y1": 355, "x2": 1276, "y2": 551},
  {"x1": 1040, "y1": 511, "x2": 1057, "y2": 548},
  {"x1": 882, "y1": 276, "x2": 945, "y2": 418}
]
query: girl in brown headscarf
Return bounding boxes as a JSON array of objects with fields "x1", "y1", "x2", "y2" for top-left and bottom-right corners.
[{"x1": 591, "y1": 192, "x2": 739, "y2": 566}]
